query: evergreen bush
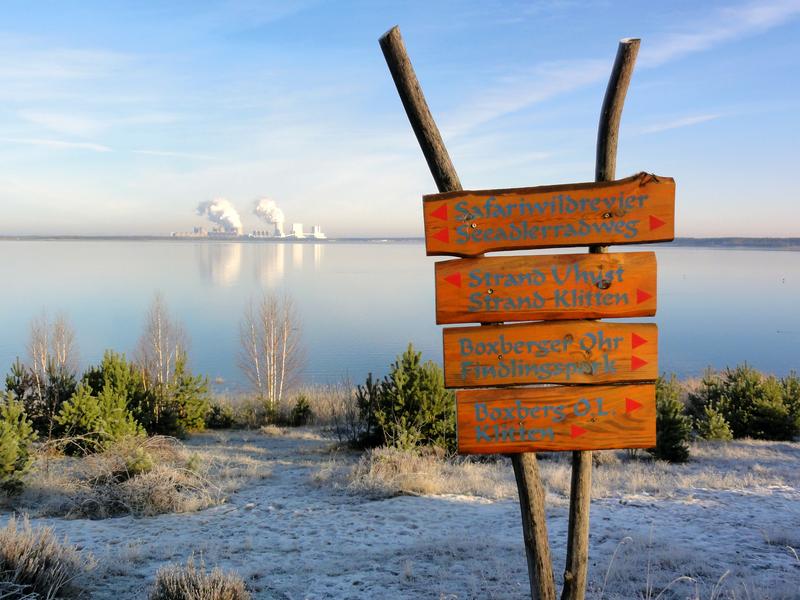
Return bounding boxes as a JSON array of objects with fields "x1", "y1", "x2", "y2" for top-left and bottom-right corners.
[
  {"x1": 361, "y1": 344, "x2": 456, "y2": 453},
  {"x1": 0, "y1": 394, "x2": 36, "y2": 493},
  {"x1": 56, "y1": 382, "x2": 143, "y2": 454},
  {"x1": 650, "y1": 375, "x2": 692, "y2": 463},
  {"x1": 688, "y1": 364, "x2": 799, "y2": 440},
  {"x1": 695, "y1": 405, "x2": 733, "y2": 441},
  {"x1": 289, "y1": 395, "x2": 312, "y2": 426},
  {"x1": 5, "y1": 358, "x2": 76, "y2": 438}
]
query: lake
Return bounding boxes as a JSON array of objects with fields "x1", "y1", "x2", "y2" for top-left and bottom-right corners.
[{"x1": 0, "y1": 240, "x2": 797, "y2": 392}]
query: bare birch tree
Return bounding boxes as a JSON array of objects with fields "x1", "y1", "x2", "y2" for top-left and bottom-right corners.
[
  {"x1": 135, "y1": 293, "x2": 187, "y2": 390},
  {"x1": 23, "y1": 311, "x2": 79, "y2": 435},
  {"x1": 238, "y1": 292, "x2": 303, "y2": 413}
]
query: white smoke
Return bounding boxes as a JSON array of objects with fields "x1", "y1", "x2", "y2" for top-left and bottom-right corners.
[
  {"x1": 253, "y1": 197, "x2": 285, "y2": 224},
  {"x1": 197, "y1": 198, "x2": 243, "y2": 233}
]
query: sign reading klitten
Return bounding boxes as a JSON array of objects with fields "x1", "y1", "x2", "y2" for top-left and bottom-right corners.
[{"x1": 423, "y1": 173, "x2": 674, "y2": 454}]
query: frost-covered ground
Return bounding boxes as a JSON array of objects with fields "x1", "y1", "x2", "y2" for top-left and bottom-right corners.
[{"x1": 3, "y1": 431, "x2": 799, "y2": 599}]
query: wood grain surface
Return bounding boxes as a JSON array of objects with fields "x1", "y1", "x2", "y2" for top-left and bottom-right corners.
[
  {"x1": 456, "y1": 383, "x2": 656, "y2": 453},
  {"x1": 443, "y1": 320, "x2": 657, "y2": 388},
  {"x1": 423, "y1": 172, "x2": 674, "y2": 257},
  {"x1": 435, "y1": 251, "x2": 656, "y2": 324}
]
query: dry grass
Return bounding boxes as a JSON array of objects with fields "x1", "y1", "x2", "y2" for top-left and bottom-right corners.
[
  {"x1": 0, "y1": 516, "x2": 93, "y2": 599},
  {"x1": 317, "y1": 446, "x2": 516, "y2": 499},
  {"x1": 149, "y1": 557, "x2": 250, "y2": 600},
  {"x1": 10, "y1": 434, "x2": 271, "y2": 519},
  {"x1": 322, "y1": 439, "x2": 800, "y2": 502}
]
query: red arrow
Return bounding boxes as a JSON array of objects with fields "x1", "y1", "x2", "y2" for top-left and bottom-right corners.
[
  {"x1": 430, "y1": 204, "x2": 448, "y2": 221},
  {"x1": 444, "y1": 273, "x2": 462, "y2": 288},
  {"x1": 570, "y1": 425, "x2": 587, "y2": 438},
  {"x1": 631, "y1": 332, "x2": 647, "y2": 349},
  {"x1": 433, "y1": 228, "x2": 450, "y2": 243},
  {"x1": 636, "y1": 289, "x2": 652, "y2": 304},
  {"x1": 649, "y1": 215, "x2": 666, "y2": 231},
  {"x1": 631, "y1": 355, "x2": 648, "y2": 371},
  {"x1": 625, "y1": 397, "x2": 643, "y2": 413}
]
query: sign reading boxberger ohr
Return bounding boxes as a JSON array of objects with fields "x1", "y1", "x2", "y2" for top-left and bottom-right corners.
[
  {"x1": 443, "y1": 320, "x2": 657, "y2": 388},
  {"x1": 423, "y1": 172, "x2": 675, "y2": 257},
  {"x1": 435, "y1": 251, "x2": 656, "y2": 325},
  {"x1": 456, "y1": 383, "x2": 656, "y2": 454}
]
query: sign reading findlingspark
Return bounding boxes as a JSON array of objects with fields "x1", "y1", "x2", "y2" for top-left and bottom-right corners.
[
  {"x1": 443, "y1": 320, "x2": 657, "y2": 388},
  {"x1": 456, "y1": 384, "x2": 656, "y2": 454},
  {"x1": 423, "y1": 172, "x2": 675, "y2": 257},
  {"x1": 435, "y1": 251, "x2": 656, "y2": 325}
]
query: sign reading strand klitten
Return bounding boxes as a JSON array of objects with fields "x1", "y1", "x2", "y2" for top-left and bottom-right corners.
[
  {"x1": 443, "y1": 321, "x2": 657, "y2": 388},
  {"x1": 456, "y1": 383, "x2": 656, "y2": 454},
  {"x1": 423, "y1": 172, "x2": 675, "y2": 257},
  {"x1": 435, "y1": 251, "x2": 656, "y2": 324}
]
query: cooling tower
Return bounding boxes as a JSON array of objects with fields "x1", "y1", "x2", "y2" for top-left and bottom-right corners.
[{"x1": 291, "y1": 223, "x2": 305, "y2": 239}]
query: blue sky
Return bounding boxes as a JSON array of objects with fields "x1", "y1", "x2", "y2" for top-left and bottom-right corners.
[{"x1": 1, "y1": 0, "x2": 798, "y2": 237}]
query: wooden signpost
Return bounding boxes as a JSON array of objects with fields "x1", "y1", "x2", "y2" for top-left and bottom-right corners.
[
  {"x1": 381, "y1": 26, "x2": 671, "y2": 600},
  {"x1": 443, "y1": 321, "x2": 657, "y2": 388},
  {"x1": 424, "y1": 173, "x2": 675, "y2": 257},
  {"x1": 435, "y1": 251, "x2": 657, "y2": 324},
  {"x1": 456, "y1": 384, "x2": 656, "y2": 454}
]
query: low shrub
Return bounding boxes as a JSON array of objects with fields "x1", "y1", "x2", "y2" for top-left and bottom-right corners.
[
  {"x1": 16, "y1": 436, "x2": 221, "y2": 519},
  {"x1": 149, "y1": 557, "x2": 250, "y2": 600},
  {"x1": 289, "y1": 395, "x2": 312, "y2": 427},
  {"x1": 0, "y1": 516, "x2": 92, "y2": 599},
  {"x1": 695, "y1": 405, "x2": 733, "y2": 441},
  {"x1": 5, "y1": 358, "x2": 77, "y2": 438},
  {"x1": 205, "y1": 401, "x2": 235, "y2": 430},
  {"x1": 358, "y1": 344, "x2": 455, "y2": 453},
  {"x1": 650, "y1": 375, "x2": 692, "y2": 463},
  {"x1": 0, "y1": 394, "x2": 36, "y2": 493},
  {"x1": 56, "y1": 382, "x2": 143, "y2": 454},
  {"x1": 689, "y1": 365, "x2": 800, "y2": 441}
]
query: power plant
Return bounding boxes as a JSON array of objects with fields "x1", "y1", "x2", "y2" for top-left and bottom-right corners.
[{"x1": 172, "y1": 197, "x2": 326, "y2": 240}]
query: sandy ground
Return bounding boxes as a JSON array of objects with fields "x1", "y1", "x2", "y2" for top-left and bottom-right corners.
[{"x1": 3, "y1": 430, "x2": 799, "y2": 599}]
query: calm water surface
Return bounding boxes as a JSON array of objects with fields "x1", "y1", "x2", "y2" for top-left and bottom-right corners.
[{"x1": 0, "y1": 240, "x2": 797, "y2": 392}]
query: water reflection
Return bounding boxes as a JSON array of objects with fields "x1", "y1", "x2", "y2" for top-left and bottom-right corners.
[
  {"x1": 313, "y1": 243, "x2": 324, "y2": 270},
  {"x1": 195, "y1": 243, "x2": 242, "y2": 287},
  {"x1": 254, "y1": 243, "x2": 285, "y2": 286},
  {"x1": 292, "y1": 244, "x2": 303, "y2": 269}
]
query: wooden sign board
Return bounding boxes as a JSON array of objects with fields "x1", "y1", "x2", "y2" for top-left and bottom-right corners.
[
  {"x1": 456, "y1": 383, "x2": 656, "y2": 454},
  {"x1": 423, "y1": 172, "x2": 675, "y2": 257},
  {"x1": 435, "y1": 251, "x2": 656, "y2": 325},
  {"x1": 443, "y1": 320, "x2": 657, "y2": 388}
]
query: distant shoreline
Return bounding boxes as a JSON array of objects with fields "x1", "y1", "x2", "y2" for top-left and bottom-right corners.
[{"x1": 0, "y1": 235, "x2": 798, "y2": 250}]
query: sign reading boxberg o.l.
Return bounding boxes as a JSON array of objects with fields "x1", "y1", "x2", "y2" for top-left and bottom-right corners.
[
  {"x1": 443, "y1": 320, "x2": 657, "y2": 388},
  {"x1": 456, "y1": 383, "x2": 656, "y2": 454},
  {"x1": 435, "y1": 251, "x2": 656, "y2": 325},
  {"x1": 423, "y1": 172, "x2": 675, "y2": 257}
]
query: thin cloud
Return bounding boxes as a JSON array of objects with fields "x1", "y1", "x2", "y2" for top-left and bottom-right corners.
[
  {"x1": 641, "y1": 0, "x2": 800, "y2": 67},
  {"x1": 0, "y1": 137, "x2": 111, "y2": 152},
  {"x1": 443, "y1": 59, "x2": 609, "y2": 137},
  {"x1": 639, "y1": 114, "x2": 722, "y2": 134},
  {"x1": 17, "y1": 110, "x2": 105, "y2": 137},
  {"x1": 133, "y1": 149, "x2": 218, "y2": 161},
  {"x1": 447, "y1": 0, "x2": 800, "y2": 137}
]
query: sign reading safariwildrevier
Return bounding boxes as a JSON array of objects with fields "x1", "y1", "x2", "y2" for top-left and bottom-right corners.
[{"x1": 423, "y1": 172, "x2": 674, "y2": 257}]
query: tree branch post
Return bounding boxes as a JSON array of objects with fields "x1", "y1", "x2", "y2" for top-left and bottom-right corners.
[
  {"x1": 561, "y1": 38, "x2": 640, "y2": 600},
  {"x1": 379, "y1": 24, "x2": 556, "y2": 600}
]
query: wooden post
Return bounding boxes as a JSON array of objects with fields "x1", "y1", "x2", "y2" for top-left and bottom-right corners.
[
  {"x1": 561, "y1": 38, "x2": 640, "y2": 600},
  {"x1": 379, "y1": 25, "x2": 556, "y2": 600},
  {"x1": 379, "y1": 26, "x2": 462, "y2": 194}
]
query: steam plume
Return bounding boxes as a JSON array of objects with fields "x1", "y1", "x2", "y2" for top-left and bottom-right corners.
[
  {"x1": 253, "y1": 197, "x2": 285, "y2": 224},
  {"x1": 197, "y1": 198, "x2": 242, "y2": 233}
]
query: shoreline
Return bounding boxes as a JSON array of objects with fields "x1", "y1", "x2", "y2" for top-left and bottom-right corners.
[{"x1": 0, "y1": 235, "x2": 798, "y2": 250}]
